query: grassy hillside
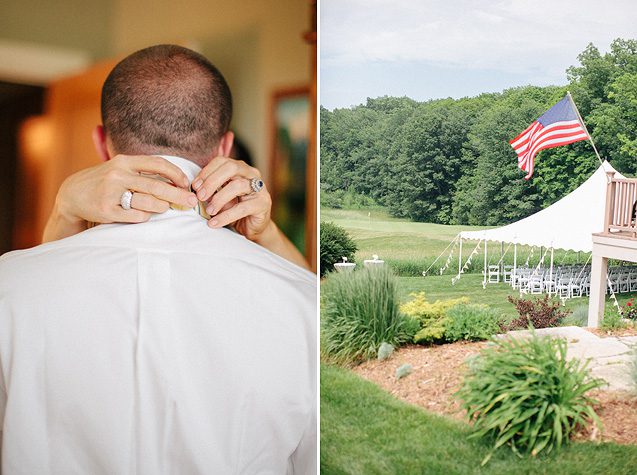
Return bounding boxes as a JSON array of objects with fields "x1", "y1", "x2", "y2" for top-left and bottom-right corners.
[
  {"x1": 321, "y1": 208, "x2": 477, "y2": 264},
  {"x1": 321, "y1": 208, "x2": 590, "y2": 276}
]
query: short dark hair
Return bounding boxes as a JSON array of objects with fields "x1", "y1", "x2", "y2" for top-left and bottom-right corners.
[{"x1": 101, "y1": 44, "x2": 232, "y2": 165}]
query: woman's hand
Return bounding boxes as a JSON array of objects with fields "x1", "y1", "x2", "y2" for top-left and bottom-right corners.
[
  {"x1": 43, "y1": 154, "x2": 311, "y2": 271},
  {"x1": 43, "y1": 155, "x2": 197, "y2": 242},
  {"x1": 192, "y1": 156, "x2": 309, "y2": 270},
  {"x1": 192, "y1": 157, "x2": 271, "y2": 240}
]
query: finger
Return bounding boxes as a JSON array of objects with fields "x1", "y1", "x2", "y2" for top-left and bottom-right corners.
[
  {"x1": 208, "y1": 200, "x2": 260, "y2": 229},
  {"x1": 118, "y1": 155, "x2": 190, "y2": 189},
  {"x1": 130, "y1": 192, "x2": 170, "y2": 214},
  {"x1": 111, "y1": 207, "x2": 153, "y2": 223},
  {"x1": 206, "y1": 178, "x2": 253, "y2": 215},
  {"x1": 195, "y1": 160, "x2": 260, "y2": 201},
  {"x1": 127, "y1": 175, "x2": 198, "y2": 208},
  {"x1": 191, "y1": 157, "x2": 228, "y2": 192}
]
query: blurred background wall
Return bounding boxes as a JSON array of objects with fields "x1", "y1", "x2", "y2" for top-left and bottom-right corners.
[{"x1": 0, "y1": 0, "x2": 316, "y2": 270}]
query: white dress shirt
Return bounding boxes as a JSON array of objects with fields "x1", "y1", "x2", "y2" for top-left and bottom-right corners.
[{"x1": 0, "y1": 156, "x2": 316, "y2": 475}]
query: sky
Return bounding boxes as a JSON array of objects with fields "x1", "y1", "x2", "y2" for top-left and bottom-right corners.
[{"x1": 320, "y1": 0, "x2": 637, "y2": 110}]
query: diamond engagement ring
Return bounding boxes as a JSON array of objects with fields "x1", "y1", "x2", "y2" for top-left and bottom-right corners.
[
  {"x1": 120, "y1": 190, "x2": 133, "y2": 210},
  {"x1": 250, "y1": 177, "x2": 264, "y2": 194}
]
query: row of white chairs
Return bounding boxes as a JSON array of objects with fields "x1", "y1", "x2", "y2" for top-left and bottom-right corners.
[{"x1": 486, "y1": 264, "x2": 637, "y2": 300}]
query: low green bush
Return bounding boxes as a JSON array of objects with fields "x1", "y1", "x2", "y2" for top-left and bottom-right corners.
[
  {"x1": 445, "y1": 304, "x2": 503, "y2": 342},
  {"x1": 321, "y1": 267, "x2": 409, "y2": 365},
  {"x1": 456, "y1": 334, "x2": 604, "y2": 464},
  {"x1": 399, "y1": 292, "x2": 468, "y2": 344},
  {"x1": 400, "y1": 315, "x2": 421, "y2": 342},
  {"x1": 600, "y1": 310, "x2": 627, "y2": 331},
  {"x1": 561, "y1": 305, "x2": 588, "y2": 327},
  {"x1": 319, "y1": 221, "x2": 357, "y2": 277}
]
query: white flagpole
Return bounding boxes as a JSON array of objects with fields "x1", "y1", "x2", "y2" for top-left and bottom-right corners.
[{"x1": 566, "y1": 91, "x2": 605, "y2": 169}]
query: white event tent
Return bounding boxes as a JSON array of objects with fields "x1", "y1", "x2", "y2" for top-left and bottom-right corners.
[
  {"x1": 460, "y1": 161, "x2": 620, "y2": 253},
  {"x1": 452, "y1": 161, "x2": 622, "y2": 292}
]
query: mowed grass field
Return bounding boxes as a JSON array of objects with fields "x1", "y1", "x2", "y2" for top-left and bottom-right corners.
[
  {"x1": 322, "y1": 207, "x2": 633, "y2": 318},
  {"x1": 322, "y1": 208, "x2": 590, "y2": 277},
  {"x1": 321, "y1": 208, "x2": 475, "y2": 263}
]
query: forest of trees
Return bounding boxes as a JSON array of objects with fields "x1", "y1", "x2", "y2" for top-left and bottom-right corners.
[{"x1": 320, "y1": 39, "x2": 637, "y2": 226}]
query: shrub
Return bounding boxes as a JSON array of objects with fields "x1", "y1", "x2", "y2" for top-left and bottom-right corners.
[
  {"x1": 320, "y1": 187, "x2": 378, "y2": 210},
  {"x1": 320, "y1": 221, "x2": 357, "y2": 277},
  {"x1": 395, "y1": 364, "x2": 413, "y2": 379},
  {"x1": 320, "y1": 189, "x2": 345, "y2": 209},
  {"x1": 600, "y1": 308, "x2": 627, "y2": 331},
  {"x1": 456, "y1": 334, "x2": 604, "y2": 463},
  {"x1": 377, "y1": 342, "x2": 394, "y2": 361},
  {"x1": 445, "y1": 304, "x2": 503, "y2": 342},
  {"x1": 503, "y1": 295, "x2": 570, "y2": 331},
  {"x1": 400, "y1": 292, "x2": 468, "y2": 344},
  {"x1": 321, "y1": 267, "x2": 408, "y2": 364},
  {"x1": 400, "y1": 315, "x2": 421, "y2": 342},
  {"x1": 561, "y1": 305, "x2": 588, "y2": 327}
]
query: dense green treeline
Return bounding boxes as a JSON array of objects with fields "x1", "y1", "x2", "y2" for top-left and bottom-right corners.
[{"x1": 320, "y1": 39, "x2": 637, "y2": 226}]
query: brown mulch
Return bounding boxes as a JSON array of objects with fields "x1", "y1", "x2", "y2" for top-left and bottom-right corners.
[
  {"x1": 353, "y1": 341, "x2": 637, "y2": 445},
  {"x1": 355, "y1": 342, "x2": 486, "y2": 420},
  {"x1": 576, "y1": 390, "x2": 637, "y2": 445},
  {"x1": 588, "y1": 325, "x2": 637, "y2": 338}
]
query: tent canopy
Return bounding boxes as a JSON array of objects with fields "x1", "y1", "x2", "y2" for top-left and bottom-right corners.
[{"x1": 460, "y1": 161, "x2": 622, "y2": 253}]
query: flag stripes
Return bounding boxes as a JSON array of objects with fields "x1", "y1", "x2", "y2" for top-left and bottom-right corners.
[{"x1": 509, "y1": 96, "x2": 589, "y2": 179}]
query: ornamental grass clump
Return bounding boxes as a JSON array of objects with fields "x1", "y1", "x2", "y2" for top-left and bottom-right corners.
[
  {"x1": 456, "y1": 333, "x2": 604, "y2": 464},
  {"x1": 321, "y1": 267, "x2": 408, "y2": 365}
]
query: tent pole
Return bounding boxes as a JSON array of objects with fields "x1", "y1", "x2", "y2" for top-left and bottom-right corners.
[
  {"x1": 500, "y1": 241, "x2": 504, "y2": 276},
  {"x1": 458, "y1": 237, "x2": 463, "y2": 275},
  {"x1": 513, "y1": 243, "x2": 517, "y2": 288},
  {"x1": 549, "y1": 247, "x2": 554, "y2": 297},
  {"x1": 483, "y1": 240, "x2": 488, "y2": 289}
]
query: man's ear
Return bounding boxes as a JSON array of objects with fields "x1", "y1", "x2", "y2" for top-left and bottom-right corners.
[
  {"x1": 92, "y1": 125, "x2": 111, "y2": 162},
  {"x1": 216, "y1": 131, "x2": 234, "y2": 158}
]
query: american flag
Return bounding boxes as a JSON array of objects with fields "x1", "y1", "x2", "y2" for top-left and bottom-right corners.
[{"x1": 510, "y1": 95, "x2": 589, "y2": 180}]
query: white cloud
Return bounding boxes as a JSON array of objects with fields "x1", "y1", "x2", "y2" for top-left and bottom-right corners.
[{"x1": 321, "y1": 0, "x2": 637, "y2": 80}]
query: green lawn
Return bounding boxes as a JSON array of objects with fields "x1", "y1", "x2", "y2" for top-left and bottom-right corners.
[
  {"x1": 321, "y1": 364, "x2": 637, "y2": 475},
  {"x1": 323, "y1": 207, "x2": 635, "y2": 315},
  {"x1": 396, "y1": 274, "x2": 632, "y2": 319},
  {"x1": 321, "y1": 208, "x2": 478, "y2": 264},
  {"x1": 321, "y1": 208, "x2": 590, "y2": 275}
]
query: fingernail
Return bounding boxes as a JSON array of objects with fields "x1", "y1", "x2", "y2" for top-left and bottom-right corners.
[
  {"x1": 187, "y1": 195, "x2": 198, "y2": 207},
  {"x1": 209, "y1": 219, "x2": 219, "y2": 228},
  {"x1": 192, "y1": 179, "x2": 203, "y2": 190}
]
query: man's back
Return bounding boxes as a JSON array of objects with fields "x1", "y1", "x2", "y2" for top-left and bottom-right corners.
[{"x1": 0, "y1": 157, "x2": 316, "y2": 474}]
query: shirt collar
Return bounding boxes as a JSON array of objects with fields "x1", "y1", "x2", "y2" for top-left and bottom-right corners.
[
  {"x1": 154, "y1": 155, "x2": 211, "y2": 220},
  {"x1": 156, "y1": 154, "x2": 203, "y2": 182}
]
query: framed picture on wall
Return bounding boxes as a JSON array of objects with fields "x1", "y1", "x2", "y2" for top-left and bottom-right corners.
[{"x1": 269, "y1": 87, "x2": 310, "y2": 257}]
